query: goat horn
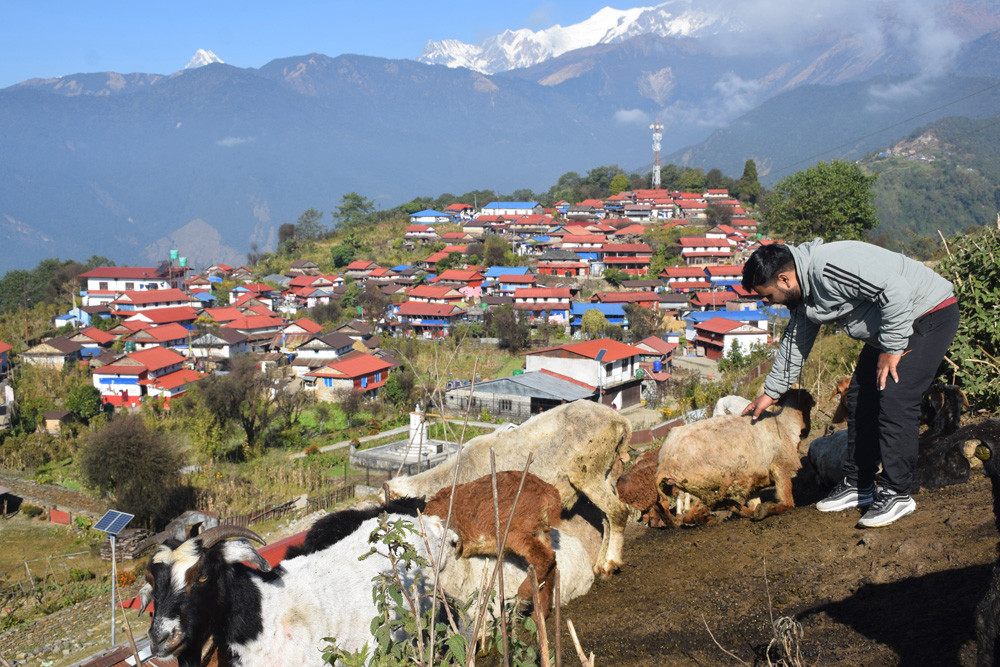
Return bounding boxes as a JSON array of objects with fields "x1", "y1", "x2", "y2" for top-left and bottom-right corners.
[{"x1": 198, "y1": 525, "x2": 266, "y2": 549}]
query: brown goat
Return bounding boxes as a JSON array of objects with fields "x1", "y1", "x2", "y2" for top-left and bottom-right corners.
[
  {"x1": 617, "y1": 448, "x2": 712, "y2": 528},
  {"x1": 656, "y1": 389, "x2": 815, "y2": 521},
  {"x1": 424, "y1": 471, "x2": 562, "y2": 617}
]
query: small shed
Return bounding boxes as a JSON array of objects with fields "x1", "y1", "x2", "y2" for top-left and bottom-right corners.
[
  {"x1": 42, "y1": 409, "x2": 72, "y2": 434},
  {"x1": 0, "y1": 485, "x2": 22, "y2": 515}
]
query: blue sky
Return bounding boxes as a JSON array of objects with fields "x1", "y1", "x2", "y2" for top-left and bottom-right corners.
[{"x1": 0, "y1": 1, "x2": 650, "y2": 89}]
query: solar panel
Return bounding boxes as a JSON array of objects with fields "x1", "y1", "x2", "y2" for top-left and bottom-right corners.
[
  {"x1": 94, "y1": 510, "x2": 134, "y2": 536},
  {"x1": 595, "y1": 349, "x2": 607, "y2": 362}
]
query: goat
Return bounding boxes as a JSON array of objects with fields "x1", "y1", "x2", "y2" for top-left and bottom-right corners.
[
  {"x1": 827, "y1": 378, "x2": 966, "y2": 437},
  {"x1": 384, "y1": 400, "x2": 633, "y2": 575},
  {"x1": 423, "y1": 471, "x2": 561, "y2": 617},
  {"x1": 655, "y1": 389, "x2": 815, "y2": 520},
  {"x1": 138, "y1": 519, "x2": 450, "y2": 666},
  {"x1": 970, "y1": 420, "x2": 1000, "y2": 666},
  {"x1": 712, "y1": 395, "x2": 751, "y2": 417},
  {"x1": 616, "y1": 448, "x2": 711, "y2": 528},
  {"x1": 806, "y1": 420, "x2": 982, "y2": 492}
]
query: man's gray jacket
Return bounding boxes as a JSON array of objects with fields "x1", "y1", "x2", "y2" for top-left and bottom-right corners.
[{"x1": 762, "y1": 238, "x2": 954, "y2": 399}]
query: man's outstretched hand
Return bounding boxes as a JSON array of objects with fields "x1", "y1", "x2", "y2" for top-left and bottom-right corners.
[{"x1": 742, "y1": 394, "x2": 776, "y2": 421}]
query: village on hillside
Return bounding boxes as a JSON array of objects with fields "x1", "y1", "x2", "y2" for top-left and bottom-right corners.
[{"x1": 0, "y1": 187, "x2": 785, "y2": 427}]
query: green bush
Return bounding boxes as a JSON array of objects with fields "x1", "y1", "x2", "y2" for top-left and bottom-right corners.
[
  {"x1": 68, "y1": 567, "x2": 95, "y2": 581},
  {"x1": 938, "y1": 226, "x2": 1000, "y2": 411},
  {"x1": 21, "y1": 503, "x2": 44, "y2": 519}
]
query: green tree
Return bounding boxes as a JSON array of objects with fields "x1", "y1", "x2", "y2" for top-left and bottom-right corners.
[
  {"x1": 705, "y1": 202, "x2": 733, "y2": 228},
  {"x1": 198, "y1": 356, "x2": 277, "y2": 455},
  {"x1": 581, "y1": 309, "x2": 609, "y2": 339},
  {"x1": 624, "y1": 304, "x2": 659, "y2": 342},
  {"x1": 483, "y1": 235, "x2": 512, "y2": 267},
  {"x1": 602, "y1": 268, "x2": 627, "y2": 287},
  {"x1": 333, "y1": 192, "x2": 376, "y2": 231},
  {"x1": 488, "y1": 305, "x2": 530, "y2": 353},
  {"x1": 677, "y1": 167, "x2": 706, "y2": 193},
  {"x1": 65, "y1": 385, "x2": 102, "y2": 421},
  {"x1": 331, "y1": 244, "x2": 356, "y2": 268},
  {"x1": 79, "y1": 414, "x2": 193, "y2": 528},
  {"x1": 609, "y1": 173, "x2": 631, "y2": 196},
  {"x1": 278, "y1": 223, "x2": 296, "y2": 244},
  {"x1": 763, "y1": 160, "x2": 879, "y2": 243},
  {"x1": 734, "y1": 159, "x2": 762, "y2": 205},
  {"x1": 295, "y1": 208, "x2": 326, "y2": 241}
]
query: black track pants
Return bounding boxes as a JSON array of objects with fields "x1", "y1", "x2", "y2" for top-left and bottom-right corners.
[{"x1": 842, "y1": 303, "x2": 960, "y2": 493}]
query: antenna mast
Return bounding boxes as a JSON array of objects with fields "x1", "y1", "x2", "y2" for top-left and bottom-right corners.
[{"x1": 650, "y1": 121, "x2": 662, "y2": 189}]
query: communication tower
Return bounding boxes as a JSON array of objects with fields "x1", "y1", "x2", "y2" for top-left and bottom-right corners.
[{"x1": 650, "y1": 121, "x2": 663, "y2": 189}]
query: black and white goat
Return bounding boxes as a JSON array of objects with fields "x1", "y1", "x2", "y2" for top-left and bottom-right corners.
[
  {"x1": 971, "y1": 420, "x2": 1000, "y2": 666},
  {"x1": 139, "y1": 516, "x2": 449, "y2": 666}
]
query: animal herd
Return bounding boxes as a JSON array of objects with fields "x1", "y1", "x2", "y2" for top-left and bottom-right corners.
[{"x1": 136, "y1": 388, "x2": 1000, "y2": 665}]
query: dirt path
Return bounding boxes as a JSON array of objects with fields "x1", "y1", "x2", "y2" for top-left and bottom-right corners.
[{"x1": 556, "y1": 473, "x2": 996, "y2": 665}]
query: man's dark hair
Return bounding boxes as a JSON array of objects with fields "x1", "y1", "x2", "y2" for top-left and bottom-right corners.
[{"x1": 742, "y1": 244, "x2": 795, "y2": 290}]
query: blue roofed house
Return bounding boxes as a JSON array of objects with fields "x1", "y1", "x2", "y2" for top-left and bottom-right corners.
[
  {"x1": 570, "y1": 303, "x2": 628, "y2": 334},
  {"x1": 409, "y1": 210, "x2": 452, "y2": 225}
]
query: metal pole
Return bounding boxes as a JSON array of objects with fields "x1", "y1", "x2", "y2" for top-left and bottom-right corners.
[{"x1": 111, "y1": 535, "x2": 117, "y2": 646}]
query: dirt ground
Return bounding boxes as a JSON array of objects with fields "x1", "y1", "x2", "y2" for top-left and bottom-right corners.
[{"x1": 556, "y1": 471, "x2": 996, "y2": 666}]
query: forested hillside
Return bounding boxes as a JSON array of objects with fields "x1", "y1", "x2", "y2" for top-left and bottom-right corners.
[{"x1": 866, "y1": 114, "x2": 1000, "y2": 241}]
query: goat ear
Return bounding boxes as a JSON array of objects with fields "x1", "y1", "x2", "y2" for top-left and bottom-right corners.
[
  {"x1": 137, "y1": 583, "x2": 153, "y2": 617},
  {"x1": 217, "y1": 538, "x2": 271, "y2": 572}
]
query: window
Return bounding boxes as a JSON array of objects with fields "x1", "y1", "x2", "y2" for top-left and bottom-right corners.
[
  {"x1": 499, "y1": 399, "x2": 512, "y2": 412},
  {"x1": 605, "y1": 363, "x2": 613, "y2": 377},
  {"x1": 99, "y1": 282, "x2": 108, "y2": 290},
  {"x1": 323, "y1": 378, "x2": 333, "y2": 388},
  {"x1": 125, "y1": 282, "x2": 134, "y2": 290},
  {"x1": 374, "y1": 372, "x2": 381, "y2": 383}
]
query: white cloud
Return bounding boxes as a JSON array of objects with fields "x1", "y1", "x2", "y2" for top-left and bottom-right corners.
[
  {"x1": 614, "y1": 108, "x2": 651, "y2": 125},
  {"x1": 216, "y1": 136, "x2": 254, "y2": 148}
]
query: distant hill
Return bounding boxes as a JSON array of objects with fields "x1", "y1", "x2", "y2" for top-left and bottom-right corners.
[
  {"x1": 665, "y1": 75, "x2": 1000, "y2": 185},
  {"x1": 863, "y1": 114, "x2": 1000, "y2": 240}
]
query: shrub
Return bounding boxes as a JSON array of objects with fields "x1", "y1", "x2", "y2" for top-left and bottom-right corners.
[
  {"x1": 938, "y1": 226, "x2": 1000, "y2": 411},
  {"x1": 68, "y1": 567, "x2": 95, "y2": 582},
  {"x1": 304, "y1": 444, "x2": 320, "y2": 456},
  {"x1": 117, "y1": 569, "x2": 137, "y2": 587},
  {"x1": 21, "y1": 504, "x2": 43, "y2": 519}
]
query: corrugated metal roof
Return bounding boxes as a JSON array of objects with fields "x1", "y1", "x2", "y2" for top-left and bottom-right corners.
[{"x1": 447, "y1": 371, "x2": 594, "y2": 401}]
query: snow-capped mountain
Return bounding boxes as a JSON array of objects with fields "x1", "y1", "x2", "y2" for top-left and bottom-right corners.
[
  {"x1": 185, "y1": 49, "x2": 224, "y2": 70},
  {"x1": 419, "y1": 1, "x2": 729, "y2": 73}
]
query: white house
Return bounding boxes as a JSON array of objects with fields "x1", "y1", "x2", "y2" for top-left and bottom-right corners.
[{"x1": 523, "y1": 338, "x2": 644, "y2": 410}]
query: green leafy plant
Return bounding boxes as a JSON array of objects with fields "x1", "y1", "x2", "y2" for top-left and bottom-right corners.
[{"x1": 938, "y1": 225, "x2": 1000, "y2": 410}]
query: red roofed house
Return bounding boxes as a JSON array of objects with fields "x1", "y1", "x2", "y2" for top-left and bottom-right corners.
[
  {"x1": 145, "y1": 369, "x2": 208, "y2": 405},
  {"x1": 600, "y1": 242, "x2": 652, "y2": 276},
  {"x1": 404, "y1": 224, "x2": 439, "y2": 243},
  {"x1": 123, "y1": 323, "x2": 192, "y2": 351},
  {"x1": 306, "y1": 352, "x2": 396, "y2": 400},
  {"x1": 223, "y1": 315, "x2": 287, "y2": 351},
  {"x1": 524, "y1": 338, "x2": 644, "y2": 410},
  {"x1": 277, "y1": 318, "x2": 324, "y2": 353},
  {"x1": 91, "y1": 347, "x2": 187, "y2": 407},
  {"x1": 110, "y1": 289, "x2": 198, "y2": 315},
  {"x1": 406, "y1": 284, "x2": 465, "y2": 304},
  {"x1": 444, "y1": 202, "x2": 475, "y2": 220},
  {"x1": 394, "y1": 302, "x2": 467, "y2": 339},
  {"x1": 433, "y1": 269, "x2": 485, "y2": 289},
  {"x1": 689, "y1": 291, "x2": 739, "y2": 311},
  {"x1": 0, "y1": 340, "x2": 11, "y2": 374},
  {"x1": 512, "y1": 288, "x2": 573, "y2": 325},
  {"x1": 125, "y1": 305, "x2": 200, "y2": 327},
  {"x1": 78, "y1": 266, "x2": 186, "y2": 307},
  {"x1": 692, "y1": 317, "x2": 768, "y2": 361},
  {"x1": 343, "y1": 261, "x2": 378, "y2": 279},
  {"x1": 69, "y1": 327, "x2": 117, "y2": 355},
  {"x1": 678, "y1": 236, "x2": 733, "y2": 266},
  {"x1": 590, "y1": 291, "x2": 659, "y2": 309}
]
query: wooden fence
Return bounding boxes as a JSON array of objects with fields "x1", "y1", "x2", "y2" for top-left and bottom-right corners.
[
  {"x1": 305, "y1": 485, "x2": 356, "y2": 513},
  {"x1": 219, "y1": 498, "x2": 299, "y2": 529}
]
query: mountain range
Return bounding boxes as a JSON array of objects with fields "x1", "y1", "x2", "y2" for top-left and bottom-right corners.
[{"x1": 2, "y1": 1, "x2": 1000, "y2": 273}]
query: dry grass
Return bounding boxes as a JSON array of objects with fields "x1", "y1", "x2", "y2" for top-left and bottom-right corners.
[{"x1": 0, "y1": 516, "x2": 103, "y2": 575}]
